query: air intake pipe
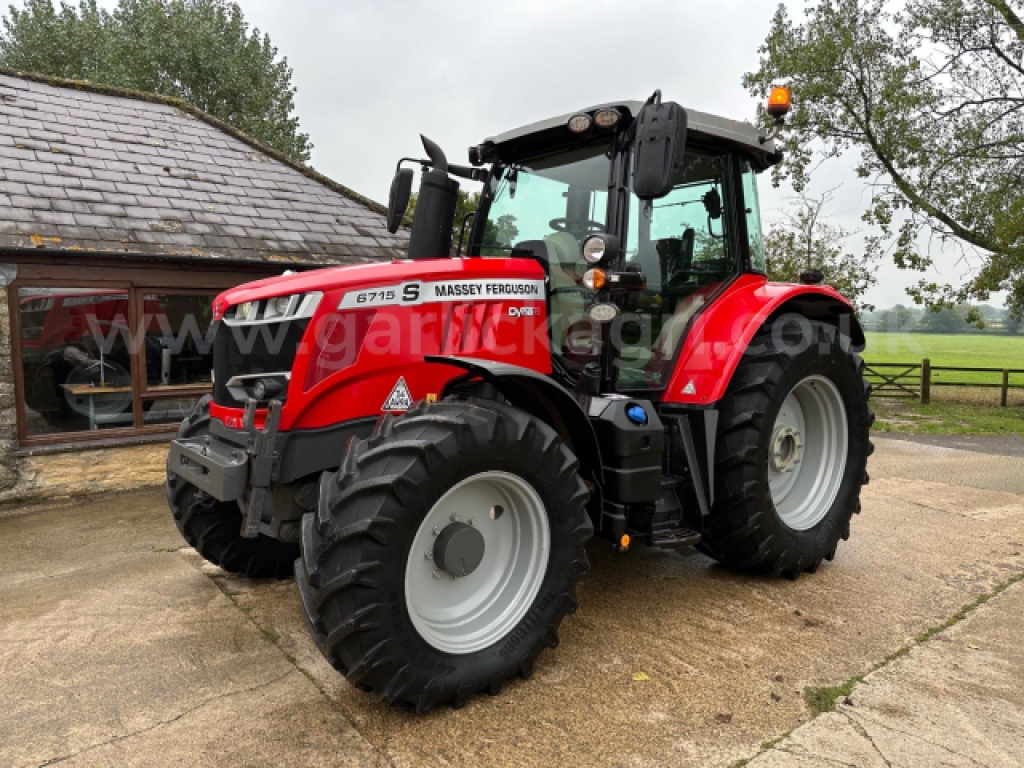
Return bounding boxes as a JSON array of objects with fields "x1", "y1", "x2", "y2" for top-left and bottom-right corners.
[{"x1": 409, "y1": 135, "x2": 460, "y2": 260}]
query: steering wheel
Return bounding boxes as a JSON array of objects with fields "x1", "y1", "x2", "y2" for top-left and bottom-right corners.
[{"x1": 548, "y1": 218, "x2": 605, "y2": 235}]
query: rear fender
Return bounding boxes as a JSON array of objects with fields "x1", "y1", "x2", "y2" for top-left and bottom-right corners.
[
  {"x1": 426, "y1": 355, "x2": 603, "y2": 485},
  {"x1": 662, "y1": 275, "x2": 864, "y2": 405}
]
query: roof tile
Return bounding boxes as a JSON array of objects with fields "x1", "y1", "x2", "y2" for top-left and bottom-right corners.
[{"x1": 0, "y1": 70, "x2": 406, "y2": 264}]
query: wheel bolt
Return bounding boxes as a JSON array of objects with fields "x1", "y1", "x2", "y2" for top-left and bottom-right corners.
[
  {"x1": 450, "y1": 513, "x2": 458, "y2": 522},
  {"x1": 432, "y1": 527, "x2": 440, "y2": 536},
  {"x1": 468, "y1": 517, "x2": 475, "y2": 526},
  {"x1": 432, "y1": 570, "x2": 441, "y2": 579},
  {"x1": 425, "y1": 551, "x2": 432, "y2": 560}
]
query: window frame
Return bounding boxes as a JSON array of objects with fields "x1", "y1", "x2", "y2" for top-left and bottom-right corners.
[{"x1": 8, "y1": 264, "x2": 266, "y2": 448}]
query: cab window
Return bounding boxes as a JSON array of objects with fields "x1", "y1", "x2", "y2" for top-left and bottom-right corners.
[{"x1": 616, "y1": 148, "x2": 737, "y2": 390}]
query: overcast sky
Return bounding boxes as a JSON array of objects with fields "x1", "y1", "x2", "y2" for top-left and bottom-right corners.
[{"x1": 71, "y1": 0, "x2": 999, "y2": 309}]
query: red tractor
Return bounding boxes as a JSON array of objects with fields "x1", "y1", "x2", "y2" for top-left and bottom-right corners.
[{"x1": 167, "y1": 89, "x2": 872, "y2": 712}]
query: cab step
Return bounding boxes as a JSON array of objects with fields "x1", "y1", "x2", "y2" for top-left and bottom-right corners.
[{"x1": 650, "y1": 526, "x2": 701, "y2": 550}]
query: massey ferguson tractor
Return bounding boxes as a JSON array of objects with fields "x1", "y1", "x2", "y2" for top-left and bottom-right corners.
[{"x1": 166, "y1": 89, "x2": 872, "y2": 712}]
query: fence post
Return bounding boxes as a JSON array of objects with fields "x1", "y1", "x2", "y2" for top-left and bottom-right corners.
[
  {"x1": 920, "y1": 358, "x2": 931, "y2": 404},
  {"x1": 1002, "y1": 370, "x2": 1009, "y2": 407}
]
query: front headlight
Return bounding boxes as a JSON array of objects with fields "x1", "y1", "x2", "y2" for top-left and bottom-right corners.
[
  {"x1": 582, "y1": 236, "x2": 606, "y2": 264},
  {"x1": 223, "y1": 292, "x2": 322, "y2": 326},
  {"x1": 264, "y1": 294, "x2": 295, "y2": 320}
]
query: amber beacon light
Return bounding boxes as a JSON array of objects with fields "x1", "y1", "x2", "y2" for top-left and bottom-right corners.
[{"x1": 767, "y1": 86, "x2": 792, "y2": 120}]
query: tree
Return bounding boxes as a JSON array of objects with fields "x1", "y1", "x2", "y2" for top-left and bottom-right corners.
[
  {"x1": 745, "y1": 0, "x2": 1024, "y2": 318},
  {"x1": 765, "y1": 191, "x2": 882, "y2": 312},
  {"x1": 0, "y1": 0, "x2": 311, "y2": 161},
  {"x1": 875, "y1": 304, "x2": 918, "y2": 331},
  {"x1": 920, "y1": 306, "x2": 969, "y2": 332}
]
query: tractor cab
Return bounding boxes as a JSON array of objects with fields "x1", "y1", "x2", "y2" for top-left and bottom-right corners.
[{"x1": 387, "y1": 92, "x2": 783, "y2": 395}]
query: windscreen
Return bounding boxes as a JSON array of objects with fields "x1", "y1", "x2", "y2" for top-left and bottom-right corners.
[{"x1": 484, "y1": 142, "x2": 613, "y2": 363}]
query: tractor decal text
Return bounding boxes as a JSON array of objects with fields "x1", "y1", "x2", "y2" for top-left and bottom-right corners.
[{"x1": 338, "y1": 278, "x2": 544, "y2": 309}]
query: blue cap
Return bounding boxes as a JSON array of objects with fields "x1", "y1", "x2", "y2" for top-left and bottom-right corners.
[{"x1": 626, "y1": 404, "x2": 648, "y2": 426}]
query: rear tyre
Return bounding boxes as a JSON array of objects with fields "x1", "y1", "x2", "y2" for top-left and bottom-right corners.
[
  {"x1": 165, "y1": 395, "x2": 298, "y2": 579},
  {"x1": 700, "y1": 319, "x2": 873, "y2": 577},
  {"x1": 295, "y1": 398, "x2": 592, "y2": 712}
]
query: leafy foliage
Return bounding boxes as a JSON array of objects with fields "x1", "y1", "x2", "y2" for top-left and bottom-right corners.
[
  {"x1": 766, "y1": 191, "x2": 881, "y2": 312},
  {"x1": 875, "y1": 304, "x2": 918, "y2": 331},
  {"x1": 745, "y1": 0, "x2": 1024, "y2": 317},
  {"x1": 0, "y1": 0, "x2": 311, "y2": 161}
]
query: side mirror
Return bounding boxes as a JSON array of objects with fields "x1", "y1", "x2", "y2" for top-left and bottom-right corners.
[
  {"x1": 702, "y1": 188, "x2": 722, "y2": 220},
  {"x1": 633, "y1": 99, "x2": 688, "y2": 200},
  {"x1": 386, "y1": 168, "x2": 414, "y2": 234}
]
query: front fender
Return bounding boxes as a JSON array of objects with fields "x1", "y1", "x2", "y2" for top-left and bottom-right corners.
[
  {"x1": 425, "y1": 355, "x2": 603, "y2": 485},
  {"x1": 661, "y1": 274, "x2": 863, "y2": 406}
]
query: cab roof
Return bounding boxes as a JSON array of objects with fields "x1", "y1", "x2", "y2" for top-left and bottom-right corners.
[{"x1": 479, "y1": 99, "x2": 779, "y2": 168}]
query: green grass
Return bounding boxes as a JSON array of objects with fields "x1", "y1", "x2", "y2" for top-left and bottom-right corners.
[
  {"x1": 864, "y1": 332, "x2": 1024, "y2": 387},
  {"x1": 872, "y1": 399, "x2": 1024, "y2": 435}
]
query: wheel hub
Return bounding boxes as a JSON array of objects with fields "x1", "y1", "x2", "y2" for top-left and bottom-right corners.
[
  {"x1": 433, "y1": 521, "x2": 485, "y2": 578},
  {"x1": 770, "y1": 425, "x2": 803, "y2": 472},
  {"x1": 768, "y1": 375, "x2": 849, "y2": 531},
  {"x1": 405, "y1": 471, "x2": 550, "y2": 655}
]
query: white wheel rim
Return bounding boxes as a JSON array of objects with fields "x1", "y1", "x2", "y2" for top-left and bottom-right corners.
[
  {"x1": 769, "y1": 375, "x2": 849, "y2": 531},
  {"x1": 404, "y1": 471, "x2": 550, "y2": 655}
]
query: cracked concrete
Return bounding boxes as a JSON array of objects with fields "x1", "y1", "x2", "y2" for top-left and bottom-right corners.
[
  {"x1": 748, "y1": 578, "x2": 1024, "y2": 766},
  {"x1": 1, "y1": 435, "x2": 1023, "y2": 767},
  {"x1": 0, "y1": 495, "x2": 385, "y2": 768}
]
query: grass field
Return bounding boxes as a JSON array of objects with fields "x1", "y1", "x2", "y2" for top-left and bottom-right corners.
[
  {"x1": 863, "y1": 332, "x2": 1024, "y2": 389},
  {"x1": 862, "y1": 332, "x2": 1024, "y2": 432},
  {"x1": 863, "y1": 332, "x2": 1024, "y2": 367},
  {"x1": 872, "y1": 400, "x2": 1024, "y2": 436}
]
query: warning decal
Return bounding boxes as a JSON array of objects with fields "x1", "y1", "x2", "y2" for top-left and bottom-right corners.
[
  {"x1": 382, "y1": 377, "x2": 413, "y2": 411},
  {"x1": 682, "y1": 380, "x2": 697, "y2": 396}
]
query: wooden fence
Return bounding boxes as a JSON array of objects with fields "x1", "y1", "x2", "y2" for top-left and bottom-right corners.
[{"x1": 864, "y1": 360, "x2": 1024, "y2": 405}]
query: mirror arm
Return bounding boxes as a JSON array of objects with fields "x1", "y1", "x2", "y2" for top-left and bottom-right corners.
[{"x1": 447, "y1": 163, "x2": 488, "y2": 182}]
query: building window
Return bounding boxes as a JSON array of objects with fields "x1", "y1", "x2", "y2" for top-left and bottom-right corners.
[
  {"x1": 18, "y1": 286, "x2": 136, "y2": 437},
  {"x1": 12, "y1": 276, "x2": 244, "y2": 445},
  {"x1": 139, "y1": 292, "x2": 217, "y2": 428}
]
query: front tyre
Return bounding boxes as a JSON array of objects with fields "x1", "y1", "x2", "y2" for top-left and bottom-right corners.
[
  {"x1": 295, "y1": 398, "x2": 593, "y2": 712},
  {"x1": 701, "y1": 319, "x2": 873, "y2": 577}
]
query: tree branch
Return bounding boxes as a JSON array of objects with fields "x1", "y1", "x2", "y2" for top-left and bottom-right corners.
[{"x1": 984, "y1": 0, "x2": 1024, "y2": 43}]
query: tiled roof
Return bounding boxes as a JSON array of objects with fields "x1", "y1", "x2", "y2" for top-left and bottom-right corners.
[{"x1": 0, "y1": 69, "x2": 408, "y2": 265}]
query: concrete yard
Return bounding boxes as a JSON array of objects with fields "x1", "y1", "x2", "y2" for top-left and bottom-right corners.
[{"x1": 2, "y1": 436, "x2": 1023, "y2": 767}]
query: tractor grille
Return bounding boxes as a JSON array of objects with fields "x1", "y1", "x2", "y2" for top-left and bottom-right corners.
[{"x1": 212, "y1": 319, "x2": 310, "y2": 407}]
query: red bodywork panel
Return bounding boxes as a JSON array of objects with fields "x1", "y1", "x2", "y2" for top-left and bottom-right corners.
[
  {"x1": 209, "y1": 264, "x2": 853, "y2": 431},
  {"x1": 661, "y1": 273, "x2": 854, "y2": 405},
  {"x1": 210, "y1": 258, "x2": 550, "y2": 432}
]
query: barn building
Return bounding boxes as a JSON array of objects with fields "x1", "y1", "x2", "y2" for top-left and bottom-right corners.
[{"x1": 0, "y1": 69, "x2": 405, "y2": 502}]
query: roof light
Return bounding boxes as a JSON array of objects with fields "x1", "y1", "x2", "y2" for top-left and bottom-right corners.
[
  {"x1": 767, "y1": 86, "x2": 791, "y2": 119},
  {"x1": 593, "y1": 109, "x2": 620, "y2": 128},
  {"x1": 583, "y1": 268, "x2": 606, "y2": 291},
  {"x1": 567, "y1": 114, "x2": 592, "y2": 133}
]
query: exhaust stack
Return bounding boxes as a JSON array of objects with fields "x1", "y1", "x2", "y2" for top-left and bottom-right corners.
[{"x1": 409, "y1": 135, "x2": 459, "y2": 260}]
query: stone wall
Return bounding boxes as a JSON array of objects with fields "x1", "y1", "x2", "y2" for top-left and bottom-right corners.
[
  {"x1": 0, "y1": 284, "x2": 167, "y2": 507},
  {"x1": 0, "y1": 283, "x2": 20, "y2": 493},
  {"x1": 1, "y1": 442, "x2": 167, "y2": 504}
]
